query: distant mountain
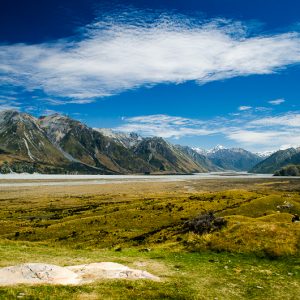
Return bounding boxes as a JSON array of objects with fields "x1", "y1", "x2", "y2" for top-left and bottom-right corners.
[
  {"x1": 175, "y1": 145, "x2": 221, "y2": 172},
  {"x1": 94, "y1": 128, "x2": 142, "y2": 148},
  {"x1": 281, "y1": 151, "x2": 300, "y2": 166},
  {"x1": 192, "y1": 147, "x2": 208, "y2": 156},
  {"x1": 194, "y1": 145, "x2": 263, "y2": 171},
  {"x1": 255, "y1": 150, "x2": 274, "y2": 158},
  {"x1": 208, "y1": 148, "x2": 263, "y2": 171},
  {"x1": 0, "y1": 110, "x2": 284, "y2": 175},
  {"x1": 192, "y1": 145, "x2": 225, "y2": 156},
  {"x1": 251, "y1": 148, "x2": 300, "y2": 173},
  {"x1": 132, "y1": 137, "x2": 205, "y2": 173},
  {"x1": 98, "y1": 129, "x2": 219, "y2": 173}
]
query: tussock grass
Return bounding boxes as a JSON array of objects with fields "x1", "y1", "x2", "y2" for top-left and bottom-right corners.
[{"x1": 0, "y1": 179, "x2": 299, "y2": 299}]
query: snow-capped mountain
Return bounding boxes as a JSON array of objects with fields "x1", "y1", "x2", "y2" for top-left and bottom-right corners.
[
  {"x1": 94, "y1": 128, "x2": 142, "y2": 148},
  {"x1": 251, "y1": 147, "x2": 300, "y2": 173},
  {"x1": 0, "y1": 110, "x2": 286, "y2": 175},
  {"x1": 208, "y1": 145, "x2": 226, "y2": 154},
  {"x1": 193, "y1": 145, "x2": 263, "y2": 171},
  {"x1": 255, "y1": 151, "x2": 274, "y2": 158},
  {"x1": 192, "y1": 145, "x2": 226, "y2": 155},
  {"x1": 191, "y1": 147, "x2": 208, "y2": 156}
]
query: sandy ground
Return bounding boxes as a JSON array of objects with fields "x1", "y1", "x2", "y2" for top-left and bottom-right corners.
[
  {"x1": 0, "y1": 172, "x2": 282, "y2": 188},
  {"x1": 0, "y1": 177, "x2": 300, "y2": 200}
]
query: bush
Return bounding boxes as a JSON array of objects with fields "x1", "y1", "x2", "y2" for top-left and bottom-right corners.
[
  {"x1": 274, "y1": 165, "x2": 300, "y2": 176},
  {"x1": 184, "y1": 212, "x2": 227, "y2": 234}
]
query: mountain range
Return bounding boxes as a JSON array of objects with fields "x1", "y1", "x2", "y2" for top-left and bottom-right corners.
[
  {"x1": 193, "y1": 146, "x2": 263, "y2": 171},
  {"x1": 0, "y1": 110, "x2": 219, "y2": 174},
  {"x1": 0, "y1": 110, "x2": 298, "y2": 175},
  {"x1": 250, "y1": 147, "x2": 300, "y2": 174}
]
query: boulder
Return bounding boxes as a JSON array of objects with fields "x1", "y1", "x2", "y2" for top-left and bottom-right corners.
[
  {"x1": 67, "y1": 262, "x2": 159, "y2": 282},
  {"x1": 0, "y1": 262, "x2": 159, "y2": 286},
  {"x1": 0, "y1": 263, "x2": 80, "y2": 286}
]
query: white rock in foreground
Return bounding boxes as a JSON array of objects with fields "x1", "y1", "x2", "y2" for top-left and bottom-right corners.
[
  {"x1": 67, "y1": 262, "x2": 159, "y2": 282},
  {"x1": 0, "y1": 262, "x2": 159, "y2": 286},
  {"x1": 0, "y1": 263, "x2": 80, "y2": 286}
]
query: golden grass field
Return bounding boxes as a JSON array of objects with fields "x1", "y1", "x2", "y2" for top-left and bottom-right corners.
[{"x1": 0, "y1": 178, "x2": 299, "y2": 299}]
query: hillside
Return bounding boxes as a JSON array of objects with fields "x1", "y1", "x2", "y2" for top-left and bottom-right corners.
[
  {"x1": 0, "y1": 110, "x2": 280, "y2": 175},
  {"x1": 274, "y1": 165, "x2": 300, "y2": 176},
  {"x1": 39, "y1": 114, "x2": 152, "y2": 174},
  {"x1": 0, "y1": 111, "x2": 72, "y2": 173},
  {"x1": 94, "y1": 128, "x2": 142, "y2": 148},
  {"x1": 251, "y1": 148, "x2": 300, "y2": 173},
  {"x1": 206, "y1": 147, "x2": 263, "y2": 171},
  {"x1": 0, "y1": 110, "x2": 216, "y2": 174},
  {"x1": 132, "y1": 137, "x2": 204, "y2": 173},
  {"x1": 175, "y1": 145, "x2": 221, "y2": 172}
]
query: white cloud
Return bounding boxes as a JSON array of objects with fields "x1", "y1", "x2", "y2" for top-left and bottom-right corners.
[
  {"x1": 268, "y1": 98, "x2": 285, "y2": 105},
  {"x1": 1, "y1": 11, "x2": 300, "y2": 102},
  {"x1": 116, "y1": 111, "x2": 300, "y2": 151},
  {"x1": 238, "y1": 106, "x2": 252, "y2": 111},
  {"x1": 226, "y1": 128, "x2": 300, "y2": 150},
  {"x1": 116, "y1": 114, "x2": 215, "y2": 139},
  {"x1": 0, "y1": 98, "x2": 20, "y2": 111},
  {"x1": 249, "y1": 112, "x2": 300, "y2": 127}
]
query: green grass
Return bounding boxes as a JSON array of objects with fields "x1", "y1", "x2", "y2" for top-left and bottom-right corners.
[
  {"x1": 0, "y1": 240, "x2": 299, "y2": 300},
  {"x1": 0, "y1": 181, "x2": 300, "y2": 299}
]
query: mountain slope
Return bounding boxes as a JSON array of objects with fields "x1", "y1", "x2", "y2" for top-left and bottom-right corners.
[
  {"x1": 133, "y1": 137, "x2": 204, "y2": 173},
  {"x1": 251, "y1": 148, "x2": 300, "y2": 173},
  {"x1": 207, "y1": 148, "x2": 263, "y2": 171},
  {"x1": 98, "y1": 130, "x2": 220, "y2": 173},
  {"x1": 175, "y1": 145, "x2": 221, "y2": 172},
  {"x1": 94, "y1": 128, "x2": 142, "y2": 148},
  {"x1": 274, "y1": 164, "x2": 300, "y2": 176},
  {"x1": 0, "y1": 111, "x2": 68, "y2": 166},
  {"x1": 0, "y1": 110, "x2": 273, "y2": 175},
  {"x1": 39, "y1": 114, "x2": 152, "y2": 174}
]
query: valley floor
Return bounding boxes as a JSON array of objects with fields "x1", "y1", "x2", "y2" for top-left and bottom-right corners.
[{"x1": 0, "y1": 178, "x2": 299, "y2": 299}]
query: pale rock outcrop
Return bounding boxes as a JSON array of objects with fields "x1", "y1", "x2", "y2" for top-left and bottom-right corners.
[{"x1": 0, "y1": 262, "x2": 159, "y2": 286}]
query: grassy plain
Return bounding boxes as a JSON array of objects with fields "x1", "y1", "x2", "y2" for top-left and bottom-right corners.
[{"x1": 0, "y1": 178, "x2": 299, "y2": 299}]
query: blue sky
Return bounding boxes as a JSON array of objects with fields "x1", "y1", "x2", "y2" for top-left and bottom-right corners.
[{"x1": 1, "y1": 0, "x2": 300, "y2": 152}]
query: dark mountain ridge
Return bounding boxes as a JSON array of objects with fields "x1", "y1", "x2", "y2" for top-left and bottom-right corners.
[
  {"x1": 206, "y1": 147, "x2": 263, "y2": 171},
  {"x1": 0, "y1": 110, "x2": 218, "y2": 174},
  {"x1": 0, "y1": 110, "x2": 277, "y2": 175},
  {"x1": 250, "y1": 147, "x2": 300, "y2": 174}
]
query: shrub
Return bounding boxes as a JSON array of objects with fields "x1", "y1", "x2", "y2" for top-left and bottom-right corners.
[{"x1": 184, "y1": 212, "x2": 227, "y2": 234}]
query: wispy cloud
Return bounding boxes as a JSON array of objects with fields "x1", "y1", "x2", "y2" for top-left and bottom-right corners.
[
  {"x1": 249, "y1": 112, "x2": 300, "y2": 127},
  {"x1": 0, "y1": 97, "x2": 20, "y2": 111},
  {"x1": 0, "y1": 104, "x2": 20, "y2": 111},
  {"x1": 117, "y1": 115, "x2": 215, "y2": 139},
  {"x1": 116, "y1": 110, "x2": 300, "y2": 151},
  {"x1": 1, "y1": 10, "x2": 300, "y2": 103},
  {"x1": 268, "y1": 98, "x2": 285, "y2": 105},
  {"x1": 238, "y1": 106, "x2": 252, "y2": 111}
]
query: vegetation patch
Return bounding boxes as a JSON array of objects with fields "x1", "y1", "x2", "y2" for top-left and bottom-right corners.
[{"x1": 0, "y1": 180, "x2": 299, "y2": 298}]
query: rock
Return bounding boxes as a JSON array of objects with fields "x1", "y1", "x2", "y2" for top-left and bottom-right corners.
[
  {"x1": 0, "y1": 263, "x2": 80, "y2": 286},
  {"x1": 139, "y1": 248, "x2": 151, "y2": 252},
  {"x1": 67, "y1": 262, "x2": 159, "y2": 282},
  {"x1": 0, "y1": 262, "x2": 159, "y2": 286},
  {"x1": 276, "y1": 201, "x2": 294, "y2": 210}
]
